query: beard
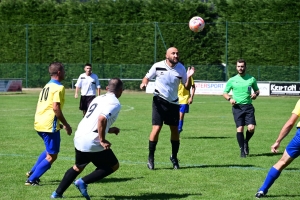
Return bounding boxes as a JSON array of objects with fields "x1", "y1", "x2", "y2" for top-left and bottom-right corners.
[{"x1": 167, "y1": 57, "x2": 179, "y2": 65}]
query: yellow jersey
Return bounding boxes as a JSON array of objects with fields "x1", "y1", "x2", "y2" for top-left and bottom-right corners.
[
  {"x1": 34, "y1": 80, "x2": 65, "y2": 132},
  {"x1": 178, "y1": 77, "x2": 194, "y2": 104}
]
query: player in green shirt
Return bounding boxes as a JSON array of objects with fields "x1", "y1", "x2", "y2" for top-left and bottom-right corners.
[{"x1": 223, "y1": 59, "x2": 260, "y2": 158}]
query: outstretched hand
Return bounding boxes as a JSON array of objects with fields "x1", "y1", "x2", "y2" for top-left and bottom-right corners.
[{"x1": 187, "y1": 66, "x2": 195, "y2": 77}]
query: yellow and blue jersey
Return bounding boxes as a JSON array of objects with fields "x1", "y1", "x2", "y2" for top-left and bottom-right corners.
[
  {"x1": 178, "y1": 77, "x2": 194, "y2": 104},
  {"x1": 34, "y1": 79, "x2": 65, "y2": 132}
]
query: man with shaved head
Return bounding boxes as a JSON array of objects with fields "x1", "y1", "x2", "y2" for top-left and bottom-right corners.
[
  {"x1": 140, "y1": 47, "x2": 195, "y2": 170},
  {"x1": 25, "y1": 62, "x2": 72, "y2": 186}
]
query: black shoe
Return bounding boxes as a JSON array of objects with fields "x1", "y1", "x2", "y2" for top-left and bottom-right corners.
[
  {"x1": 26, "y1": 171, "x2": 41, "y2": 184},
  {"x1": 255, "y1": 191, "x2": 265, "y2": 199},
  {"x1": 244, "y1": 141, "x2": 249, "y2": 155},
  {"x1": 25, "y1": 179, "x2": 40, "y2": 186},
  {"x1": 170, "y1": 155, "x2": 179, "y2": 169},
  {"x1": 147, "y1": 158, "x2": 154, "y2": 170},
  {"x1": 240, "y1": 150, "x2": 246, "y2": 158}
]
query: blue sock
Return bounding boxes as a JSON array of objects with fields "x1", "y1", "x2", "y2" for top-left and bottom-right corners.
[
  {"x1": 178, "y1": 120, "x2": 183, "y2": 131},
  {"x1": 30, "y1": 150, "x2": 47, "y2": 173},
  {"x1": 259, "y1": 166, "x2": 281, "y2": 194},
  {"x1": 28, "y1": 159, "x2": 51, "y2": 181}
]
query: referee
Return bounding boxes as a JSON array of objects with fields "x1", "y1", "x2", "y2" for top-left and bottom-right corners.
[
  {"x1": 140, "y1": 47, "x2": 195, "y2": 170},
  {"x1": 223, "y1": 59, "x2": 260, "y2": 158}
]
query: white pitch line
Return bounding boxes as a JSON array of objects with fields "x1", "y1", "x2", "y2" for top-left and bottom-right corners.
[{"x1": 121, "y1": 105, "x2": 134, "y2": 112}]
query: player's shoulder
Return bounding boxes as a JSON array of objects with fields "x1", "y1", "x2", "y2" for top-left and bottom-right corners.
[
  {"x1": 152, "y1": 60, "x2": 165, "y2": 67},
  {"x1": 91, "y1": 73, "x2": 99, "y2": 78}
]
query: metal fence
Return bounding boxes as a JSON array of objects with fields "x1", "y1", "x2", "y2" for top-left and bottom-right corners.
[{"x1": 0, "y1": 22, "x2": 299, "y2": 88}]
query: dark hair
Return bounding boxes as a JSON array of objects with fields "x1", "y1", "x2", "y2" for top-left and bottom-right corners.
[
  {"x1": 237, "y1": 59, "x2": 246, "y2": 67},
  {"x1": 49, "y1": 62, "x2": 64, "y2": 76},
  {"x1": 85, "y1": 63, "x2": 92, "y2": 67}
]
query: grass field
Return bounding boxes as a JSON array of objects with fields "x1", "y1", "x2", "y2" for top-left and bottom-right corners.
[{"x1": 1, "y1": 89, "x2": 300, "y2": 200}]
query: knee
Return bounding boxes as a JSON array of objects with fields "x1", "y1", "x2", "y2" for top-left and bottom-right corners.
[
  {"x1": 73, "y1": 165, "x2": 84, "y2": 173},
  {"x1": 248, "y1": 125, "x2": 255, "y2": 132},
  {"x1": 46, "y1": 154, "x2": 58, "y2": 163}
]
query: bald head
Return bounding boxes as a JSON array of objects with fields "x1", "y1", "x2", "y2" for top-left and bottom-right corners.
[{"x1": 165, "y1": 47, "x2": 179, "y2": 67}]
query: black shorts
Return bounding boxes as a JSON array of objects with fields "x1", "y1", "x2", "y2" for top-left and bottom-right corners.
[
  {"x1": 75, "y1": 148, "x2": 118, "y2": 169},
  {"x1": 152, "y1": 96, "x2": 179, "y2": 126},
  {"x1": 232, "y1": 104, "x2": 256, "y2": 128},
  {"x1": 79, "y1": 95, "x2": 96, "y2": 111}
]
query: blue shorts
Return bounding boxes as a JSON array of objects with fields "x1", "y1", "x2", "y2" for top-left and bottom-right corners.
[
  {"x1": 37, "y1": 131, "x2": 61, "y2": 154},
  {"x1": 286, "y1": 128, "x2": 300, "y2": 158},
  {"x1": 179, "y1": 104, "x2": 189, "y2": 113}
]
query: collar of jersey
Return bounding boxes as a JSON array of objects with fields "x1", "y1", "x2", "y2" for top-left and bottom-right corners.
[{"x1": 49, "y1": 79, "x2": 62, "y2": 85}]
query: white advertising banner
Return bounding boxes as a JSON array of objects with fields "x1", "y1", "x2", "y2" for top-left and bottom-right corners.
[{"x1": 145, "y1": 81, "x2": 270, "y2": 96}]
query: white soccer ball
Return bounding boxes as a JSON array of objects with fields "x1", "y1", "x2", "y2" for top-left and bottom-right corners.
[{"x1": 189, "y1": 16, "x2": 205, "y2": 32}]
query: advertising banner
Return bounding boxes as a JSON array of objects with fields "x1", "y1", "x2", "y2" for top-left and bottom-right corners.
[
  {"x1": 146, "y1": 81, "x2": 270, "y2": 96},
  {"x1": 0, "y1": 79, "x2": 22, "y2": 92},
  {"x1": 270, "y1": 82, "x2": 300, "y2": 96}
]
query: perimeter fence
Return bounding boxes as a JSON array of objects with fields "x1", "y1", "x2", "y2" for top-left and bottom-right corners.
[{"x1": 0, "y1": 21, "x2": 299, "y2": 88}]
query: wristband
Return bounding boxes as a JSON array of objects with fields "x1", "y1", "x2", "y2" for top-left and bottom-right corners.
[
  {"x1": 227, "y1": 98, "x2": 231, "y2": 101},
  {"x1": 255, "y1": 92, "x2": 259, "y2": 96}
]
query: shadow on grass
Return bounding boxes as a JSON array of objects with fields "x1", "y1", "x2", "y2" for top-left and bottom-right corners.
[
  {"x1": 40, "y1": 177, "x2": 142, "y2": 186},
  {"x1": 96, "y1": 177, "x2": 143, "y2": 183},
  {"x1": 249, "y1": 152, "x2": 280, "y2": 157},
  {"x1": 183, "y1": 136, "x2": 231, "y2": 139},
  {"x1": 266, "y1": 194, "x2": 300, "y2": 198},
  {"x1": 100, "y1": 192, "x2": 202, "y2": 199},
  {"x1": 160, "y1": 164, "x2": 255, "y2": 170}
]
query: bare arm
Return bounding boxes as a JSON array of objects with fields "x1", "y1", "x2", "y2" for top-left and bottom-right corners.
[
  {"x1": 251, "y1": 89, "x2": 260, "y2": 100},
  {"x1": 184, "y1": 66, "x2": 195, "y2": 90},
  {"x1": 223, "y1": 93, "x2": 236, "y2": 105},
  {"x1": 271, "y1": 113, "x2": 299, "y2": 153},
  {"x1": 53, "y1": 102, "x2": 72, "y2": 135},
  {"x1": 188, "y1": 84, "x2": 195, "y2": 104},
  {"x1": 75, "y1": 87, "x2": 80, "y2": 98},
  {"x1": 98, "y1": 115, "x2": 111, "y2": 149},
  {"x1": 140, "y1": 77, "x2": 149, "y2": 90},
  {"x1": 97, "y1": 88, "x2": 101, "y2": 96}
]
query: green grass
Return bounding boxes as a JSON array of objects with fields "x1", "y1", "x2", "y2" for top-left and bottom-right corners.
[{"x1": 1, "y1": 89, "x2": 300, "y2": 200}]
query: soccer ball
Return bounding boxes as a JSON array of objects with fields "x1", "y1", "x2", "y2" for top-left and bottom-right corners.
[{"x1": 189, "y1": 16, "x2": 205, "y2": 32}]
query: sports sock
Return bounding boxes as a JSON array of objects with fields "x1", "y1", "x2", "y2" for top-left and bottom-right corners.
[
  {"x1": 30, "y1": 150, "x2": 47, "y2": 173},
  {"x1": 82, "y1": 166, "x2": 113, "y2": 184},
  {"x1": 148, "y1": 141, "x2": 157, "y2": 159},
  {"x1": 245, "y1": 130, "x2": 254, "y2": 141},
  {"x1": 56, "y1": 167, "x2": 80, "y2": 195},
  {"x1": 28, "y1": 159, "x2": 51, "y2": 181},
  {"x1": 236, "y1": 132, "x2": 244, "y2": 150},
  {"x1": 171, "y1": 140, "x2": 180, "y2": 158},
  {"x1": 178, "y1": 120, "x2": 183, "y2": 131},
  {"x1": 259, "y1": 166, "x2": 281, "y2": 194}
]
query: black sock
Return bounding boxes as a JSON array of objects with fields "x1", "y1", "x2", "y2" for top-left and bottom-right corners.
[
  {"x1": 82, "y1": 166, "x2": 113, "y2": 184},
  {"x1": 149, "y1": 141, "x2": 157, "y2": 159},
  {"x1": 236, "y1": 132, "x2": 244, "y2": 150},
  {"x1": 56, "y1": 167, "x2": 80, "y2": 195},
  {"x1": 171, "y1": 140, "x2": 180, "y2": 158},
  {"x1": 245, "y1": 130, "x2": 254, "y2": 141}
]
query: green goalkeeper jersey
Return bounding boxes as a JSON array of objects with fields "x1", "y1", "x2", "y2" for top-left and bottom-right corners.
[{"x1": 223, "y1": 74, "x2": 259, "y2": 104}]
